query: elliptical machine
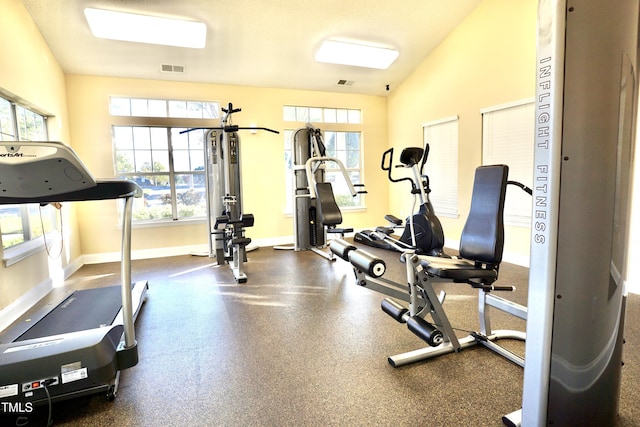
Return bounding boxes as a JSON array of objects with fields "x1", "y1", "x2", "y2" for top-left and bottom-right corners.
[{"x1": 354, "y1": 145, "x2": 446, "y2": 256}]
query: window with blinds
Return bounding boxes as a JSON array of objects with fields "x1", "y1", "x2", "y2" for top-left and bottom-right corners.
[
  {"x1": 423, "y1": 116, "x2": 459, "y2": 218},
  {"x1": 481, "y1": 99, "x2": 534, "y2": 227}
]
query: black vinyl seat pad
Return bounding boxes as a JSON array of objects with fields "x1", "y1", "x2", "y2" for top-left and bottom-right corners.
[{"x1": 418, "y1": 256, "x2": 498, "y2": 281}]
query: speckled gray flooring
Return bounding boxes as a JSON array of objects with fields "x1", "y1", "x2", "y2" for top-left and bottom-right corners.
[{"x1": 2, "y1": 245, "x2": 639, "y2": 426}]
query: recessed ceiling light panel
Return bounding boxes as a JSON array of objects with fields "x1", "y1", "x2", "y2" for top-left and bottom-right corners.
[
  {"x1": 315, "y1": 40, "x2": 399, "y2": 69},
  {"x1": 84, "y1": 8, "x2": 206, "y2": 49}
]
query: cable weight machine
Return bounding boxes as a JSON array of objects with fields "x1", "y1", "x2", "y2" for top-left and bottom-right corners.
[
  {"x1": 182, "y1": 103, "x2": 278, "y2": 282},
  {"x1": 276, "y1": 123, "x2": 366, "y2": 260}
]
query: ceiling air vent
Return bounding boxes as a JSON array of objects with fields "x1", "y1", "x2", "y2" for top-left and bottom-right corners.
[
  {"x1": 336, "y1": 79, "x2": 354, "y2": 86},
  {"x1": 161, "y1": 64, "x2": 185, "y2": 73}
]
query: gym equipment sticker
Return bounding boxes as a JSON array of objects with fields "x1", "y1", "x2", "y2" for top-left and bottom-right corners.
[
  {"x1": 0, "y1": 384, "x2": 18, "y2": 398},
  {"x1": 61, "y1": 368, "x2": 87, "y2": 384},
  {"x1": 61, "y1": 361, "x2": 88, "y2": 384}
]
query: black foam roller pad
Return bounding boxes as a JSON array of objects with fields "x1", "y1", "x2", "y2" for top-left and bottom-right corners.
[
  {"x1": 348, "y1": 249, "x2": 386, "y2": 278},
  {"x1": 329, "y1": 239, "x2": 357, "y2": 261},
  {"x1": 407, "y1": 316, "x2": 444, "y2": 347},
  {"x1": 381, "y1": 298, "x2": 408, "y2": 323}
]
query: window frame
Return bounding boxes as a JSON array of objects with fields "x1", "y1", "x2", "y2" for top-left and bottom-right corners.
[
  {"x1": 109, "y1": 97, "x2": 219, "y2": 224},
  {"x1": 0, "y1": 94, "x2": 60, "y2": 264}
]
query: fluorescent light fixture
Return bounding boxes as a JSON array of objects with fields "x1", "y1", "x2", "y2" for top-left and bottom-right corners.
[
  {"x1": 315, "y1": 40, "x2": 399, "y2": 69},
  {"x1": 84, "y1": 8, "x2": 206, "y2": 49}
]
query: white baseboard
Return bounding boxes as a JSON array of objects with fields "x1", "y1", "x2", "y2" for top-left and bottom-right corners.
[
  {"x1": 61, "y1": 256, "x2": 85, "y2": 283},
  {"x1": 253, "y1": 236, "x2": 295, "y2": 247},
  {"x1": 65, "y1": 233, "x2": 534, "y2": 281},
  {"x1": 82, "y1": 244, "x2": 210, "y2": 264},
  {"x1": 0, "y1": 278, "x2": 52, "y2": 332},
  {"x1": 82, "y1": 237, "x2": 298, "y2": 264}
]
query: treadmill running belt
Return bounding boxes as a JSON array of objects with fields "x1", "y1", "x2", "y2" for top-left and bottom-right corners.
[{"x1": 16, "y1": 286, "x2": 123, "y2": 341}]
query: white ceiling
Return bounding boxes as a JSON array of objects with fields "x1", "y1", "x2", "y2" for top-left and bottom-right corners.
[{"x1": 21, "y1": 0, "x2": 483, "y2": 97}]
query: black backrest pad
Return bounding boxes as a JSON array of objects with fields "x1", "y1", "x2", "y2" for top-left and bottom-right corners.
[
  {"x1": 315, "y1": 182, "x2": 342, "y2": 226},
  {"x1": 459, "y1": 165, "x2": 508, "y2": 265}
]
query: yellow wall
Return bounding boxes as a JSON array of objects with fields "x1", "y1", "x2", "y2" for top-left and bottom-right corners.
[
  {"x1": 65, "y1": 76, "x2": 389, "y2": 256},
  {"x1": 388, "y1": 0, "x2": 537, "y2": 262},
  {"x1": 0, "y1": 0, "x2": 539, "y2": 317},
  {"x1": 0, "y1": 0, "x2": 80, "y2": 311}
]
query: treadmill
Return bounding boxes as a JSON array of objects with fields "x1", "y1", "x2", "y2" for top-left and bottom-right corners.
[{"x1": 0, "y1": 141, "x2": 148, "y2": 406}]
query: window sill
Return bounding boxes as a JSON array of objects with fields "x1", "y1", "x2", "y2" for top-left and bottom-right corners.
[
  {"x1": 131, "y1": 217, "x2": 207, "y2": 229},
  {"x1": 3, "y1": 235, "x2": 60, "y2": 267}
]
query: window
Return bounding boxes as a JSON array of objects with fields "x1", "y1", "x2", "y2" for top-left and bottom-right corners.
[
  {"x1": 423, "y1": 116, "x2": 459, "y2": 217},
  {"x1": 283, "y1": 106, "x2": 361, "y2": 124},
  {"x1": 481, "y1": 100, "x2": 534, "y2": 227},
  {"x1": 0, "y1": 98, "x2": 47, "y2": 143},
  {"x1": 110, "y1": 97, "x2": 219, "y2": 222},
  {"x1": 0, "y1": 95, "x2": 58, "y2": 255},
  {"x1": 283, "y1": 105, "x2": 364, "y2": 213},
  {"x1": 0, "y1": 98, "x2": 12, "y2": 140},
  {"x1": 110, "y1": 97, "x2": 218, "y2": 119}
]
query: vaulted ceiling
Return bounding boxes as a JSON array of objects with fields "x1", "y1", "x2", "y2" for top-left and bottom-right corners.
[{"x1": 21, "y1": 0, "x2": 483, "y2": 96}]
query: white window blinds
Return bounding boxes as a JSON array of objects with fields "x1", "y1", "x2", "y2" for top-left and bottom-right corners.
[
  {"x1": 482, "y1": 99, "x2": 534, "y2": 227},
  {"x1": 423, "y1": 116, "x2": 459, "y2": 218}
]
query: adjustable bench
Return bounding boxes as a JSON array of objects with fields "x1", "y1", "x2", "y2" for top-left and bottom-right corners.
[{"x1": 331, "y1": 164, "x2": 527, "y2": 368}]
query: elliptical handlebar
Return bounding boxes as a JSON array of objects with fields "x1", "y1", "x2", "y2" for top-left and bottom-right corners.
[
  {"x1": 381, "y1": 148, "x2": 415, "y2": 188},
  {"x1": 420, "y1": 144, "x2": 430, "y2": 176}
]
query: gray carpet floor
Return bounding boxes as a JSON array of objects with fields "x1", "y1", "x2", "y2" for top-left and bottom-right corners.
[{"x1": 2, "y1": 243, "x2": 639, "y2": 426}]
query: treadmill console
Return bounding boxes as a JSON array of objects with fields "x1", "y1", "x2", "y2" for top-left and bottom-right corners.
[{"x1": 0, "y1": 141, "x2": 97, "y2": 198}]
